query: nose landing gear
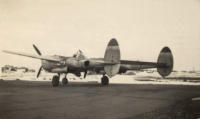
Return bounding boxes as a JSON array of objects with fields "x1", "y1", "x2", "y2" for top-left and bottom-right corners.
[
  {"x1": 62, "y1": 75, "x2": 68, "y2": 85},
  {"x1": 52, "y1": 74, "x2": 68, "y2": 87}
]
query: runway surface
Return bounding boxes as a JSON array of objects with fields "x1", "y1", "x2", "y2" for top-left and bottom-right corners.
[{"x1": 0, "y1": 80, "x2": 200, "y2": 119}]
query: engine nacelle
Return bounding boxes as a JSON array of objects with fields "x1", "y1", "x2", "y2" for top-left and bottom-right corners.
[
  {"x1": 51, "y1": 66, "x2": 68, "y2": 73},
  {"x1": 65, "y1": 59, "x2": 90, "y2": 69}
]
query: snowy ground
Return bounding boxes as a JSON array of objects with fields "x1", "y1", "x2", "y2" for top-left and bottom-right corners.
[{"x1": 1, "y1": 71, "x2": 200, "y2": 85}]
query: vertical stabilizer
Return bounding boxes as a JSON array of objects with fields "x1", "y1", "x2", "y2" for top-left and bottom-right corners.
[
  {"x1": 157, "y1": 47, "x2": 173, "y2": 78},
  {"x1": 104, "y1": 38, "x2": 121, "y2": 77}
]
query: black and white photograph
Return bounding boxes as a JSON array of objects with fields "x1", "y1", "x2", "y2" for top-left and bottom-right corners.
[{"x1": 0, "y1": 0, "x2": 200, "y2": 119}]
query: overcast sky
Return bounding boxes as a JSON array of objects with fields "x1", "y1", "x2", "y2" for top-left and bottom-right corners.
[{"x1": 0, "y1": 0, "x2": 200, "y2": 71}]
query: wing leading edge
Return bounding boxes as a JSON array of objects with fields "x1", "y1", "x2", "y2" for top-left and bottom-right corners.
[{"x1": 3, "y1": 50, "x2": 60, "y2": 62}]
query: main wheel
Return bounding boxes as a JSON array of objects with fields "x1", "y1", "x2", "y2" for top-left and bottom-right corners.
[
  {"x1": 62, "y1": 78, "x2": 68, "y2": 85},
  {"x1": 52, "y1": 75, "x2": 59, "y2": 87},
  {"x1": 101, "y1": 76, "x2": 109, "y2": 85}
]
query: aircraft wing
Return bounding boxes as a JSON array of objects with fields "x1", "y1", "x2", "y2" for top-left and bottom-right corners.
[{"x1": 3, "y1": 50, "x2": 61, "y2": 62}]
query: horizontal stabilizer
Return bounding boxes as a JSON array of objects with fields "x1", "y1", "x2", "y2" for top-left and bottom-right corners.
[{"x1": 3, "y1": 50, "x2": 60, "y2": 62}]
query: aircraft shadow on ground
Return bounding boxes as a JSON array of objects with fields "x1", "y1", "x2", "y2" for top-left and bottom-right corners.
[
  {"x1": 165, "y1": 77, "x2": 200, "y2": 82},
  {"x1": 0, "y1": 80, "x2": 127, "y2": 88}
]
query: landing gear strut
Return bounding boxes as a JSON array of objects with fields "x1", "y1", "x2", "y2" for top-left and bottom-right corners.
[
  {"x1": 52, "y1": 75, "x2": 59, "y2": 87},
  {"x1": 62, "y1": 75, "x2": 68, "y2": 85},
  {"x1": 101, "y1": 75, "x2": 109, "y2": 85}
]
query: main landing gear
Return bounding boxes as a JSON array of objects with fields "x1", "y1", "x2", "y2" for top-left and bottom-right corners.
[
  {"x1": 52, "y1": 73, "x2": 109, "y2": 86},
  {"x1": 52, "y1": 74, "x2": 68, "y2": 87},
  {"x1": 101, "y1": 75, "x2": 109, "y2": 85},
  {"x1": 52, "y1": 75, "x2": 59, "y2": 87}
]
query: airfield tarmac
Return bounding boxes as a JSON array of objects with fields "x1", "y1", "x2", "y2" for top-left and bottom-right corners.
[{"x1": 0, "y1": 79, "x2": 200, "y2": 119}]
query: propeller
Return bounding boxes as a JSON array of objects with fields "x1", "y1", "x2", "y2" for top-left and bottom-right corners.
[
  {"x1": 33, "y1": 44, "x2": 42, "y2": 55},
  {"x1": 37, "y1": 66, "x2": 43, "y2": 78},
  {"x1": 33, "y1": 44, "x2": 43, "y2": 78},
  {"x1": 83, "y1": 60, "x2": 90, "y2": 78},
  {"x1": 84, "y1": 70, "x2": 87, "y2": 78}
]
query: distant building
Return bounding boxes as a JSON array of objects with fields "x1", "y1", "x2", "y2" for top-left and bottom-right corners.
[
  {"x1": 28, "y1": 69, "x2": 35, "y2": 72},
  {"x1": 1, "y1": 65, "x2": 16, "y2": 73},
  {"x1": 1, "y1": 65, "x2": 35, "y2": 73}
]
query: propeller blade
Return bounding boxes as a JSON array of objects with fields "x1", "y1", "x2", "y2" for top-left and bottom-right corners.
[
  {"x1": 84, "y1": 70, "x2": 87, "y2": 78},
  {"x1": 37, "y1": 66, "x2": 42, "y2": 78},
  {"x1": 33, "y1": 44, "x2": 42, "y2": 55}
]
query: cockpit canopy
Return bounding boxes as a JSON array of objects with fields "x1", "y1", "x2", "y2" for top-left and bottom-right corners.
[{"x1": 73, "y1": 50, "x2": 87, "y2": 60}]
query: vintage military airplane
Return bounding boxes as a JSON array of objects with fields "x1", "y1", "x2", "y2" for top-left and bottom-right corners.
[{"x1": 3, "y1": 38, "x2": 173, "y2": 86}]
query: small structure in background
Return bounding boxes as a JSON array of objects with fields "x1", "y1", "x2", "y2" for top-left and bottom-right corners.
[
  {"x1": 1, "y1": 65, "x2": 35, "y2": 73},
  {"x1": 1, "y1": 65, "x2": 16, "y2": 73}
]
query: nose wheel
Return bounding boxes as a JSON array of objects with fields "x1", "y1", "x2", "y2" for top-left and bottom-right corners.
[
  {"x1": 52, "y1": 74, "x2": 69, "y2": 87},
  {"x1": 101, "y1": 75, "x2": 109, "y2": 85},
  {"x1": 62, "y1": 77, "x2": 68, "y2": 85}
]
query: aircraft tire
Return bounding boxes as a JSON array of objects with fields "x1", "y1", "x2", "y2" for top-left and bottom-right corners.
[
  {"x1": 52, "y1": 75, "x2": 59, "y2": 87},
  {"x1": 62, "y1": 78, "x2": 68, "y2": 85},
  {"x1": 101, "y1": 76, "x2": 109, "y2": 85}
]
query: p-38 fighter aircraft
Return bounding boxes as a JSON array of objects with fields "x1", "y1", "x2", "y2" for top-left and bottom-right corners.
[{"x1": 3, "y1": 38, "x2": 173, "y2": 86}]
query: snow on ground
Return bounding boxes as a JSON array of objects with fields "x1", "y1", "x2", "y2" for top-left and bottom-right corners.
[{"x1": 1, "y1": 71, "x2": 200, "y2": 85}]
